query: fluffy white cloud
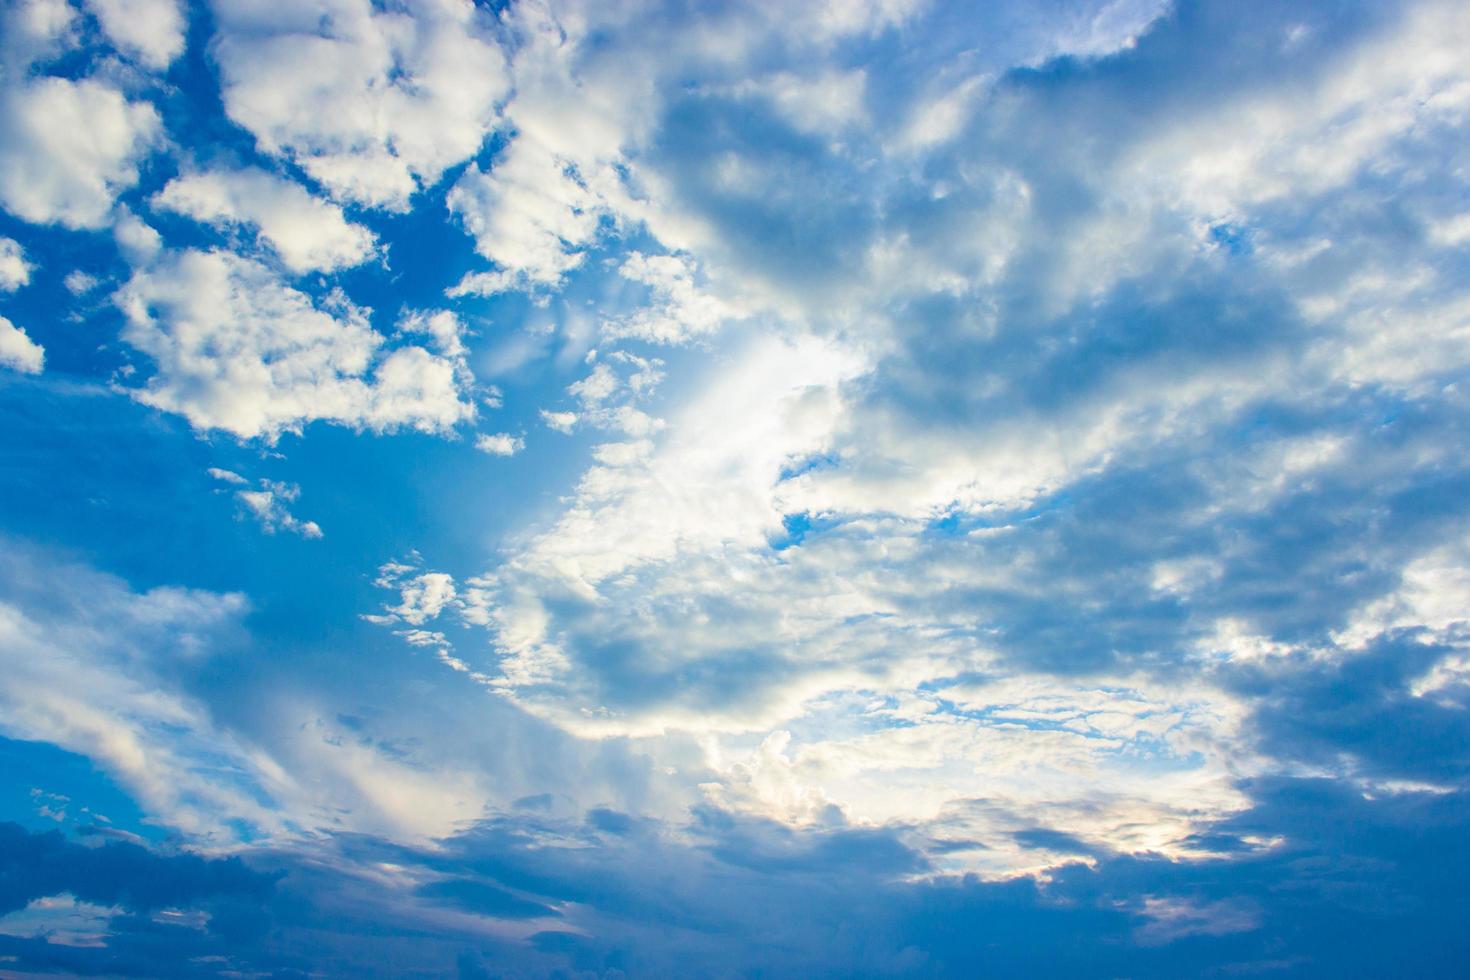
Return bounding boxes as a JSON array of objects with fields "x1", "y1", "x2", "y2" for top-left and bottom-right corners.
[
  {"x1": 602, "y1": 252, "x2": 744, "y2": 344},
  {"x1": 0, "y1": 236, "x2": 31, "y2": 291},
  {"x1": 398, "y1": 309, "x2": 468, "y2": 358},
  {"x1": 540, "y1": 409, "x2": 578, "y2": 434},
  {"x1": 234, "y1": 479, "x2": 324, "y2": 539},
  {"x1": 210, "y1": 0, "x2": 509, "y2": 210},
  {"x1": 85, "y1": 0, "x2": 185, "y2": 69},
  {"x1": 112, "y1": 207, "x2": 161, "y2": 265},
  {"x1": 0, "y1": 315, "x2": 44, "y2": 374},
  {"x1": 367, "y1": 563, "x2": 458, "y2": 627},
  {"x1": 447, "y1": 145, "x2": 602, "y2": 291},
  {"x1": 475, "y1": 432, "x2": 524, "y2": 457},
  {"x1": 152, "y1": 167, "x2": 379, "y2": 274},
  {"x1": 114, "y1": 249, "x2": 474, "y2": 439},
  {"x1": 1, "y1": 0, "x2": 78, "y2": 68},
  {"x1": 0, "y1": 76, "x2": 160, "y2": 229},
  {"x1": 63, "y1": 270, "x2": 99, "y2": 295}
]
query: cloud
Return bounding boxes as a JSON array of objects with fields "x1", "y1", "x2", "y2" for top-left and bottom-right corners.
[
  {"x1": 234, "y1": 480, "x2": 324, "y2": 540},
  {"x1": 0, "y1": 543, "x2": 289, "y2": 841},
  {"x1": 152, "y1": 167, "x2": 379, "y2": 274},
  {"x1": 0, "y1": 237, "x2": 32, "y2": 292},
  {"x1": 475, "y1": 433, "x2": 524, "y2": 457},
  {"x1": 0, "y1": 77, "x2": 160, "y2": 229},
  {"x1": 447, "y1": 145, "x2": 603, "y2": 291},
  {"x1": 209, "y1": 0, "x2": 509, "y2": 210},
  {"x1": 0, "y1": 316, "x2": 44, "y2": 374},
  {"x1": 114, "y1": 248, "x2": 474, "y2": 440},
  {"x1": 5, "y1": 0, "x2": 1470, "y2": 974},
  {"x1": 62, "y1": 270, "x2": 98, "y2": 295},
  {"x1": 356, "y1": 0, "x2": 1470, "y2": 887},
  {"x1": 539, "y1": 409, "x2": 578, "y2": 434},
  {"x1": 601, "y1": 252, "x2": 744, "y2": 344},
  {"x1": 367, "y1": 562, "x2": 458, "y2": 627},
  {"x1": 84, "y1": 0, "x2": 185, "y2": 70},
  {"x1": 398, "y1": 308, "x2": 469, "y2": 358}
]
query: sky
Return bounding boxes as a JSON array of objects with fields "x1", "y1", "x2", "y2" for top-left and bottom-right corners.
[{"x1": 1, "y1": 0, "x2": 1469, "y2": 976}]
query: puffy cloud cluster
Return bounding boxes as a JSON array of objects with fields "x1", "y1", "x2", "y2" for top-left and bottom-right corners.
[
  {"x1": 209, "y1": 0, "x2": 510, "y2": 211},
  {"x1": 0, "y1": 316, "x2": 44, "y2": 374},
  {"x1": 0, "y1": 77, "x2": 160, "y2": 229},
  {"x1": 209, "y1": 470, "x2": 324, "y2": 539},
  {"x1": 84, "y1": 0, "x2": 185, "y2": 70},
  {"x1": 0, "y1": 238, "x2": 32, "y2": 292},
  {"x1": 114, "y1": 248, "x2": 474, "y2": 440},
  {"x1": 152, "y1": 167, "x2": 379, "y2": 274}
]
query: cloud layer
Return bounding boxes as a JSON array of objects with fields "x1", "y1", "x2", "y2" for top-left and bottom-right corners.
[{"x1": 1, "y1": 0, "x2": 1469, "y2": 975}]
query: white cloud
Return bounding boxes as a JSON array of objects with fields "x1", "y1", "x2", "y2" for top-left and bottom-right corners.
[
  {"x1": 0, "y1": 76, "x2": 160, "y2": 228},
  {"x1": 210, "y1": 0, "x2": 510, "y2": 210},
  {"x1": 0, "y1": 315, "x2": 44, "y2": 374},
  {"x1": 85, "y1": 0, "x2": 185, "y2": 69},
  {"x1": 235, "y1": 480, "x2": 324, "y2": 539},
  {"x1": 367, "y1": 563, "x2": 458, "y2": 627},
  {"x1": 447, "y1": 145, "x2": 602, "y2": 291},
  {"x1": 540, "y1": 409, "x2": 578, "y2": 434},
  {"x1": 0, "y1": 544, "x2": 503, "y2": 845},
  {"x1": 152, "y1": 167, "x2": 379, "y2": 274},
  {"x1": 114, "y1": 248, "x2": 475, "y2": 440},
  {"x1": 1, "y1": 0, "x2": 78, "y2": 69},
  {"x1": 398, "y1": 308, "x2": 467, "y2": 358},
  {"x1": 475, "y1": 432, "x2": 524, "y2": 457},
  {"x1": 0, "y1": 546, "x2": 290, "y2": 842},
  {"x1": 0, "y1": 236, "x2": 32, "y2": 291},
  {"x1": 206, "y1": 467, "x2": 247, "y2": 485},
  {"x1": 0, "y1": 894, "x2": 123, "y2": 948},
  {"x1": 112, "y1": 207, "x2": 161, "y2": 265},
  {"x1": 738, "y1": 69, "x2": 869, "y2": 137},
  {"x1": 63, "y1": 270, "x2": 99, "y2": 295},
  {"x1": 602, "y1": 252, "x2": 743, "y2": 344},
  {"x1": 563, "y1": 351, "x2": 666, "y2": 435},
  {"x1": 445, "y1": 1, "x2": 664, "y2": 295}
]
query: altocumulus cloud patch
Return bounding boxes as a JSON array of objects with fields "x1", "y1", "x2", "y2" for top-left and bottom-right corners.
[{"x1": 1, "y1": 0, "x2": 1469, "y2": 976}]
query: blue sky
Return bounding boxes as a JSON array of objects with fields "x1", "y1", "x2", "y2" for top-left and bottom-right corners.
[{"x1": 1, "y1": 0, "x2": 1469, "y2": 975}]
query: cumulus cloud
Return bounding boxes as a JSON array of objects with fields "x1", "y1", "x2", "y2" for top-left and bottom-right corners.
[
  {"x1": 84, "y1": 0, "x2": 185, "y2": 69},
  {"x1": 0, "y1": 237, "x2": 32, "y2": 291},
  {"x1": 475, "y1": 432, "x2": 524, "y2": 457},
  {"x1": 225, "y1": 477, "x2": 324, "y2": 539},
  {"x1": 0, "y1": 77, "x2": 160, "y2": 229},
  {"x1": 209, "y1": 0, "x2": 510, "y2": 210},
  {"x1": 152, "y1": 167, "x2": 379, "y2": 274},
  {"x1": 366, "y1": 562, "x2": 458, "y2": 627},
  {"x1": 602, "y1": 252, "x2": 744, "y2": 344},
  {"x1": 540, "y1": 409, "x2": 578, "y2": 434},
  {"x1": 397, "y1": 309, "x2": 468, "y2": 358},
  {"x1": 114, "y1": 249, "x2": 474, "y2": 440},
  {"x1": 63, "y1": 270, "x2": 99, "y2": 295},
  {"x1": 0, "y1": 315, "x2": 44, "y2": 374},
  {"x1": 447, "y1": 145, "x2": 603, "y2": 291}
]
